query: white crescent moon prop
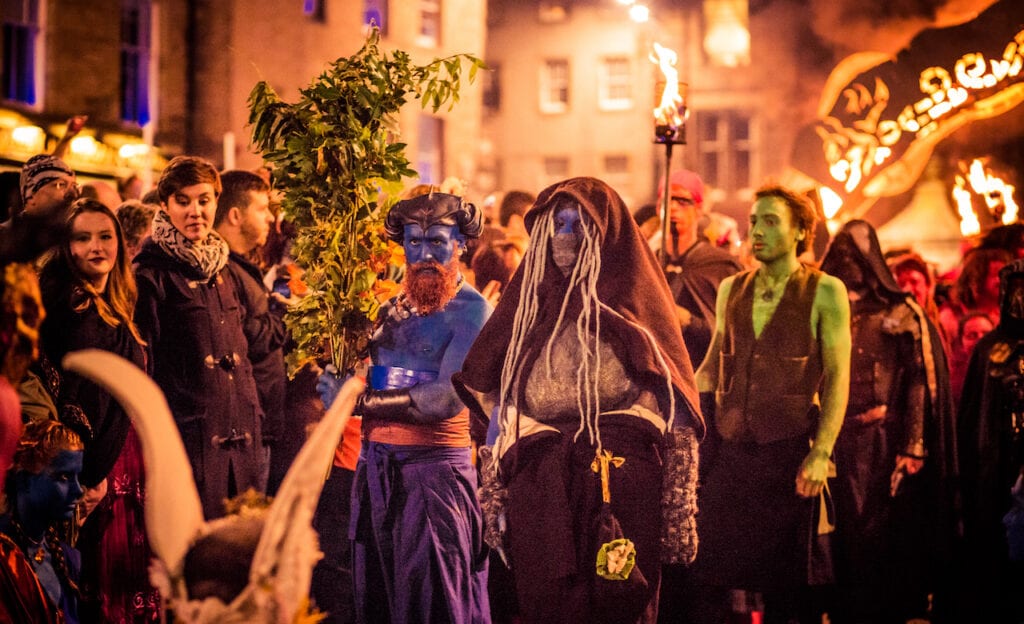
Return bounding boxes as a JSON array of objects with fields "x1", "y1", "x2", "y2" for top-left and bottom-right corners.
[
  {"x1": 62, "y1": 349, "x2": 204, "y2": 577},
  {"x1": 248, "y1": 373, "x2": 363, "y2": 618},
  {"x1": 65, "y1": 349, "x2": 366, "y2": 621}
]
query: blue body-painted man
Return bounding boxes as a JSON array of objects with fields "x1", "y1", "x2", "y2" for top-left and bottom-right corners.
[{"x1": 320, "y1": 192, "x2": 491, "y2": 623}]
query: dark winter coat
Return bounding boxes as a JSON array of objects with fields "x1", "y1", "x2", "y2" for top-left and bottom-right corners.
[
  {"x1": 133, "y1": 239, "x2": 265, "y2": 520},
  {"x1": 39, "y1": 289, "x2": 147, "y2": 489},
  {"x1": 225, "y1": 252, "x2": 287, "y2": 479}
]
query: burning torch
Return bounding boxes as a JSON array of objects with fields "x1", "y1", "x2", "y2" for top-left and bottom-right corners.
[{"x1": 651, "y1": 42, "x2": 689, "y2": 266}]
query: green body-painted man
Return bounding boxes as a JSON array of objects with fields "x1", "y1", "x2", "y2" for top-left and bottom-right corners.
[{"x1": 693, "y1": 184, "x2": 851, "y2": 624}]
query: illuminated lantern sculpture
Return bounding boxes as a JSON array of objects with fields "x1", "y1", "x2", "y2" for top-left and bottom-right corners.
[{"x1": 789, "y1": 0, "x2": 1024, "y2": 222}]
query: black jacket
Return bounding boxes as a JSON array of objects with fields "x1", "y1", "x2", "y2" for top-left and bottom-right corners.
[
  {"x1": 134, "y1": 239, "x2": 265, "y2": 519},
  {"x1": 225, "y1": 251, "x2": 287, "y2": 446},
  {"x1": 40, "y1": 290, "x2": 147, "y2": 488}
]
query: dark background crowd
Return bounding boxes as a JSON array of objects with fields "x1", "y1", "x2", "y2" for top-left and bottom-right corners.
[{"x1": 0, "y1": 126, "x2": 1021, "y2": 623}]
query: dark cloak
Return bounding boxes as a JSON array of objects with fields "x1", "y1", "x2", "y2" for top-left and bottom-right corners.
[
  {"x1": 956, "y1": 258, "x2": 1024, "y2": 620},
  {"x1": 457, "y1": 176, "x2": 702, "y2": 436},
  {"x1": 664, "y1": 241, "x2": 742, "y2": 369},
  {"x1": 821, "y1": 220, "x2": 959, "y2": 618},
  {"x1": 821, "y1": 222, "x2": 957, "y2": 490}
]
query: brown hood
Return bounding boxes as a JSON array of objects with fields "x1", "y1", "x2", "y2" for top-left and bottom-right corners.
[{"x1": 459, "y1": 177, "x2": 703, "y2": 435}]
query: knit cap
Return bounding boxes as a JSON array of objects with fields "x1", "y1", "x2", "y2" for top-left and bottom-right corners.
[{"x1": 20, "y1": 154, "x2": 75, "y2": 203}]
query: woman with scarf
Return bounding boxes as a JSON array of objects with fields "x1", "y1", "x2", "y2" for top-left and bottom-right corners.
[
  {"x1": 133, "y1": 156, "x2": 266, "y2": 521},
  {"x1": 38, "y1": 197, "x2": 159, "y2": 621},
  {"x1": 457, "y1": 177, "x2": 703, "y2": 623}
]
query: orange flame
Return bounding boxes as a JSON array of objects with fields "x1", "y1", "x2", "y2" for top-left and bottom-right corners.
[
  {"x1": 651, "y1": 42, "x2": 684, "y2": 128},
  {"x1": 954, "y1": 158, "x2": 1020, "y2": 236}
]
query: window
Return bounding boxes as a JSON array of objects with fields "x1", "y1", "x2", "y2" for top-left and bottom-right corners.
[
  {"x1": 417, "y1": 115, "x2": 445, "y2": 183},
  {"x1": 544, "y1": 156, "x2": 569, "y2": 177},
  {"x1": 482, "y1": 64, "x2": 500, "y2": 114},
  {"x1": 538, "y1": 0, "x2": 569, "y2": 23},
  {"x1": 598, "y1": 57, "x2": 632, "y2": 111},
  {"x1": 121, "y1": 0, "x2": 151, "y2": 125},
  {"x1": 2, "y1": 0, "x2": 40, "y2": 105},
  {"x1": 418, "y1": 0, "x2": 441, "y2": 47},
  {"x1": 542, "y1": 156, "x2": 570, "y2": 188},
  {"x1": 303, "y1": 0, "x2": 324, "y2": 21},
  {"x1": 540, "y1": 59, "x2": 569, "y2": 114},
  {"x1": 696, "y1": 110, "x2": 754, "y2": 198},
  {"x1": 363, "y1": 0, "x2": 387, "y2": 34},
  {"x1": 604, "y1": 155, "x2": 629, "y2": 175}
]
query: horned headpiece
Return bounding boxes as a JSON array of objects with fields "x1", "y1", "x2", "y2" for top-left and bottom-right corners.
[
  {"x1": 383, "y1": 192, "x2": 483, "y2": 244},
  {"x1": 63, "y1": 350, "x2": 364, "y2": 623}
]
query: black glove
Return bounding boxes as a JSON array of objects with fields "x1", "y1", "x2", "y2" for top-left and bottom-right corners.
[{"x1": 357, "y1": 388, "x2": 415, "y2": 421}]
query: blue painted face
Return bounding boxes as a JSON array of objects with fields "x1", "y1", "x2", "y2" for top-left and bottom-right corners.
[
  {"x1": 19, "y1": 450, "x2": 84, "y2": 526},
  {"x1": 551, "y1": 205, "x2": 584, "y2": 276},
  {"x1": 403, "y1": 223, "x2": 464, "y2": 267}
]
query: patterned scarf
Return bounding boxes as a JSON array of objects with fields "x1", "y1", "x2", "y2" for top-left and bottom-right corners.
[{"x1": 151, "y1": 210, "x2": 229, "y2": 279}]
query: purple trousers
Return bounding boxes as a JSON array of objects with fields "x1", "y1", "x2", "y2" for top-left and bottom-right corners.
[{"x1": 350, "y1": 442, "x2": 490, "y2": 623}]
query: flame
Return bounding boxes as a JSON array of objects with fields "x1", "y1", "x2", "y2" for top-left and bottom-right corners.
[
  {"x1": 953, "y1": 175, "x2": 980, "y2": 237},
  {"x1": 954, "y1": 158, "x2": 1020, "y2": 236},
  {"x1": 819, "y1": 186, "x2": 843, "y2": 219},
  {"x1": 651, "y1": 42, "x2": 684, "y2": 128}
]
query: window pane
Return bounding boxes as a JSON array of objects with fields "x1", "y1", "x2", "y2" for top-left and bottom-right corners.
[
  {"x1": 734, "y1": 149, "x2": 750, "y2": 188},
  {"x1": 417, "y1": 115, "x2": 445, "y2": 183},
  {"x1": 599, "y1": 57, "x2": 632, "y2": 110},
  {"x1": 540, "y1": 59, "x2": 569, "y2": 113},
  {"x1": 120, "y1": 0, "x2": 151, "y2": 124},
  {"x1": 2, "y1": 23, "x2": 36, "y2": 104},
  {"x1": 482, "y1": 64, "x2": 500, "y2": 112},
  {"x1": 364, "y1": 0, "x2": 388, "y2": 34},
  {"x1": 420, "y1": 0, "x2": 441, "y2": 45},
  {"x1": 604, "y1": 155, "x2": 629, "y2": 174},
  {"x1": 700, "y1": 115, "x2": 719, "y2": 142},
  {"x1": 732, "y1": 115, "x2": 750, "y2": 141},
  {"x1": 544, "y1": 157, "x2": 569, "y2": 177},
  {"x1": 703, "y1": 153, "x2": 720, "y2": 187}
]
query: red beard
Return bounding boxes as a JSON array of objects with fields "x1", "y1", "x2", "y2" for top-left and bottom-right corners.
[{"x1": 404, "y1": 259, "x2": 460, "y2": 314}]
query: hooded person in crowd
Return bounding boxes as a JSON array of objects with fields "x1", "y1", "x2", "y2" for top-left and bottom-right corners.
[
  {"x1": 957, "y1": 257, "x2": 1024, "y2": 623},
  {"x1": 820, "y1": 219, "x2": 956, "y2": 624},
  {"x1": 457, "y1": 176, "x2": 702, "y2": 623}
]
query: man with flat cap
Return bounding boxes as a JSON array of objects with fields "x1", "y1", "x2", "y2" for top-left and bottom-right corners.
[{"x1": 319, "y1": 190, "x2": 492, "y2": 623}]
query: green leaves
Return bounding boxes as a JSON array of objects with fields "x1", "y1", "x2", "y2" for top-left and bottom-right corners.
[{"x1": 246, "y1": 27, "x2": 481, "y2": 374}]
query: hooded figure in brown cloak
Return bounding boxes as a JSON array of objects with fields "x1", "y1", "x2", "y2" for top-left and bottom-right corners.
[{"x1": 456, "y1": 177, "x2": 702, "y2": 624}]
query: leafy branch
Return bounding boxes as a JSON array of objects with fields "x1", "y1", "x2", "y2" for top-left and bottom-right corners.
[{"x1": 247, "y1": 27, "x2": 484, "y2": 374}]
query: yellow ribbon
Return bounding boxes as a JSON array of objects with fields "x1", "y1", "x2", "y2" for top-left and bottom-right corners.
[{"x1": 591, "y1": 449, "x2": 626, "y2": 504}]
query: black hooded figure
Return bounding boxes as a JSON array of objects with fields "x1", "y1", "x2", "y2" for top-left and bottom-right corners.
[
  {"x1": 819, "y1": 220, "x2": 956, "y2": 624},
  {"x1": 957, "y1": 258, "x2": 1024, "y2": 623}
]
